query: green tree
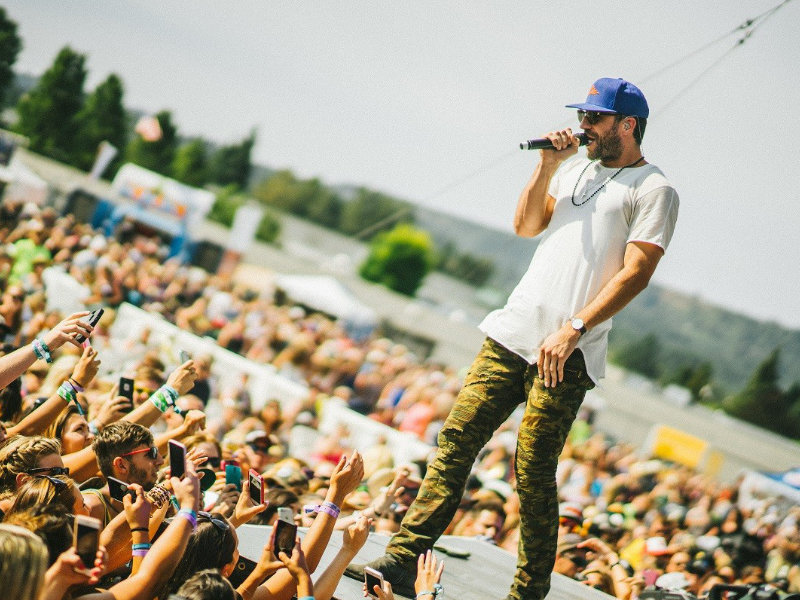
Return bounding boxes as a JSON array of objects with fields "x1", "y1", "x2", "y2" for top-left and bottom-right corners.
[
  {"x1": 339, "y1": 187, "x2": 411, "y2": 237},
  {"x1": 73, "y1": 73, "x2": 127, "y2": 171},
  {"x1": 15, "y1": 46, "x2": 87, "y2": 163},
  {"x1": 124, "y1": 110, "x2": 178, "y2": 175},
  {"x1": 0, "y1": 7, "x2": 22, "y2": 106},
  {"x1": 171, "y1": 138, "x2": 209, "y2": 187},
  {"x1": 610, "y1": 332, "x2": 661, "y2": 379},
  {"x1": 207, "y1": 184, "x2": 243, "y2": 227},
  {"x1": 256, "y1": 211, "x2": 281, "y2": 244},
  {"x1": 252, "y1": 169, "x2": 311, "y2": 215},
  {"x1": 722, "y1": 348, "x2": 798, "y2": 436},
  {"x1": 359, "y1": 223, "x2": 435, "y2": 296},
  {"x1": 209, "y1": 130, "x2": 255, "y2": 188}
]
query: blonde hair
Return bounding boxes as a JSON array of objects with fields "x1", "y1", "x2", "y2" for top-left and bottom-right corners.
[
  {"x1": 0, "y1": 524, "x2": 48, "y2": 600},
  {"x1": 43, "y1": 404, "x2": 81, "y2": 446},
  {"x1": 8, "y1": 474, "x2": 76, "y2": 515},
  {"x1": 0, "y1": 435, "x2": 62, "y2": 498}
]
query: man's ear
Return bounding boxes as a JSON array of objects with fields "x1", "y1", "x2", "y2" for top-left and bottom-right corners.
[{"x1": 112, "y1": 456, "x2": 129, "y2": 477}]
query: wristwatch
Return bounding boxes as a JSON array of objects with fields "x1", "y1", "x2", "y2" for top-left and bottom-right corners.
[{"x1": 570, "y1": 317, "x2": 587, "y2": 336}]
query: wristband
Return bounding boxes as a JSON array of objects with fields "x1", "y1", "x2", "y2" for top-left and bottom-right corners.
[
  {"x1": 88, "y1": 420, "x2": 100, "y2": 436},
  {"x1": 132, "y1": 549, "x2": 149, "y2": 557},
  {"x1": 178, "y1": 508, "x2": 197, "y2": 529},
  {"x1": 69, "y1": 377, "x2": 85, "y2": 392},
  {"x1": 57, "y1": 382, "x2": 85, "y2": 416},
  {"x1": 33, "y1": 338, "x2": 53, "y2": 363},
  {"x1": 130, "y1": 527, "x2": 149, "y2": 533},
  {"x1": 317, "y1": 501, "x2": 340, "y2": 519},
  {"x1": 132, "y1": 543, "x2": 151, "y2": 550},
  {"x1": 298, "y1": 596, "x2": 315, "y2": 600},
  {"x1": 416, "y1": 592, "x2": 435, "y2": 599}
]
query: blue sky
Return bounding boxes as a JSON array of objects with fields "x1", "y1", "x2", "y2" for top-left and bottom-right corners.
[{"x1": 5, "y1": 1, "x2": 800, "y2": 327}]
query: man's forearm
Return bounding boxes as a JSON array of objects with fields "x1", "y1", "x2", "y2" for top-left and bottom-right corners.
[{"x1": 513, "y1": 160, "x2": 558, "y2": 237}]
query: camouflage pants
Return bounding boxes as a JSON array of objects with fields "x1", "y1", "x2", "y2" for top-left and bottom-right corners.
[{"x1": 386, "y1": 337, "x2": 594, "y2": 600}]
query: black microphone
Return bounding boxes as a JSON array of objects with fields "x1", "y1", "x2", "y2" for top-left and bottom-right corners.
[{"x1": 519, "y1": 132, "x2": 589, "y2": 150}]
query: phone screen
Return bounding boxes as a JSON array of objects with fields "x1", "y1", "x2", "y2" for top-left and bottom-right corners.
[
  {"x1": 169, "y1": 440, "x2": 186, "y2": 479},
  {"x1": 248, "y1": 469, "x2": 263, "y2": 505},
  {"x1": 365, "y1": 568, "x2": 384, "y2": 598},
  {"x1": 277, "y1": 507, "x2": 293, "y2": 523},
  {"x1": 107, "y1": 476, "x2": 135, "y2": 503},
  {"x1": 74, "y1": 516, "x2": 100, "y2": 569},
  {"x1": 179, "y1": 349, "x2": 191, "y2": 363},
  {"x1": 272, "y1": 519, "x2": 297, "y2": 556},
  {"x1": 225, "y1": 463, "x2": 242, "y2": 491}
]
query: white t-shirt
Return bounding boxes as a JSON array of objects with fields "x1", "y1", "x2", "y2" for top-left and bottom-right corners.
[{"x1": 479, "y1": 156, "x2": 679, "y2": 383}]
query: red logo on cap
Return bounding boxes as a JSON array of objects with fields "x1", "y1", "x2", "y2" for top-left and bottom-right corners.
[{"x1": 588, "y1": 85, "x2": 599, "y2": 96}]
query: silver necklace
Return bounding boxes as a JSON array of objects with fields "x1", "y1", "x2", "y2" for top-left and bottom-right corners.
[{"x1": 571, "y1": 156, "x2": 644, "y2": 207}]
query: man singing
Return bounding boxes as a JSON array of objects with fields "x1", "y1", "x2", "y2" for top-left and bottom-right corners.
[{"x1": 347, "y1": 77, "x2": 679, "y2": 600}]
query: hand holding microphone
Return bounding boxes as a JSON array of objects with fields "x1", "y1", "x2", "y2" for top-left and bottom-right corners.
[{"x1": 520, "y1": 131, "x2": 588, "y2": 150}]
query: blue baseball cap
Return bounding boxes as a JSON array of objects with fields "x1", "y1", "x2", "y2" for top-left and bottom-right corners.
[{"x1": 566, "y1": 77, "x2": 649, "y2": 118}]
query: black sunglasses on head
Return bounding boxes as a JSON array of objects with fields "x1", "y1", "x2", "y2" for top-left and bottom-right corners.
[
  {"x1": 27, "y1": 466, "x2": 70, "y2": 476},
  {"x1": 198, "y1": 511, "x2": 230, "y2": 532},
  {"x1": 34, "y1": 474, "x2": 69, "y2": 488}
]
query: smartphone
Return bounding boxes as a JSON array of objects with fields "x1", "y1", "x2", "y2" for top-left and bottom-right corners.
[
  {"x1": 248, "y1": 469, "x2": 264, "y2": 505},
  {"x1": 75, "y1": 308, "x2": 104, "y2": 343},
  {"x1": 228, "y1": 555, "x2": 258, "y2": 588},
  {"x1": 169, "y1": 439, "x2": 187, "y2": 479},
  {"x1": 224, "y1": 461, "x2": 242, "y2": 491},
  {"x1": 198, "y1": 467, "x2": 217, "y2": 492},
  {"x1": 364, "y1": 566, "x2": 384, "y2": 598},
  {"x1": 108, "y1": 476, "x2": 135, "y2": 503},
  {"x1": 272, "y1": 518, "x2": 297, "y2": 557},
  {"x1": 119, "y1": 377, "x2": 134, "y2": 412},
  {"x1": 277, "y1": 506, "x2": 293, "y2": 523},
  {"x1": 179, "y1": 349, "x2": 191, "y2": 363},
  {"x1": 74, "y1": 515, "x2": 101, "y2": 570}
]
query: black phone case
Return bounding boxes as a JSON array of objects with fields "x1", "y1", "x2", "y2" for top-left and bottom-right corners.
[{"x1": 228, "y1": 555, "x2": 258, "y2": 588}]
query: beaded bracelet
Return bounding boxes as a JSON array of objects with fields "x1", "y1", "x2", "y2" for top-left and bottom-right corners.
[{"x1": 177, "y1": 508, "x2": 197, "y2": 530}]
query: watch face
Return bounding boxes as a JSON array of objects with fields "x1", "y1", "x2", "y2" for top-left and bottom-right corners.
[{"x1": 571, "y1": 318, "x2": 585, "y2": 331}]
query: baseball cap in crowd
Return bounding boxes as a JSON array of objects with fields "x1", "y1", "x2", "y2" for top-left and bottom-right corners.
[
  {"x1": 557, "y1": 532, "x2": 585, "y2": 555},
  {"x1": 645, "y1": 536, "x2": 672, "y2": 556},
  {"x1": 559, "y1": 502, "x2": 584, "y2": 524},
  {"x1": 566, "y1": 77, "x2": 649, "y2": 118}
]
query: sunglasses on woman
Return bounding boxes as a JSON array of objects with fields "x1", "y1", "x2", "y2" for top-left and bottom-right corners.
[{"x1": 26, "y1": 466, "x2": 70, "y2": 476}]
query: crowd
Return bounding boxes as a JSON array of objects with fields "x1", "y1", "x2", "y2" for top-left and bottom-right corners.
[{"x1": 0, "y1": 194, "x2": 798, "y2": 599}]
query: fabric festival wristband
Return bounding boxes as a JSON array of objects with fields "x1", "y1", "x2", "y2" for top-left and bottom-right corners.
[
  {"x1": 132, "y1": 543, "x2": 151, "y2": 551},
  {"x1": 132, "y1": 549, "x2": 149, "y2": 557},
  {"x1": 149, "y1": 388, "x2": 172, "y2": 413},
  {"x1": 297, "y1": 596, "x2": 315, "y2": 600},
  {"x1": 178, "y1": 508, "x2": 197, "y2": 529},
  {"x1": 416, "y1": 592, "x2": 435, "y2": 600},
  {"x1": 33, "y1": 339, "x2": 53, "y2": 363},
  {"x1": 58, "y1": 383, "x2": 85, "y2": 416},
  {"x1": 318, "y1": 503, "x2": 340, "y2": 519},
  {"x1": 68, "y1": 377, "x2": 85, "y2": 392}
]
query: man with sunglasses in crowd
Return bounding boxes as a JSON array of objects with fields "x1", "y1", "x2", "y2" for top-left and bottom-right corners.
[
  {"x1": 347, "y1": 78, "x2": 679, "y2": 600},
  {"x1": 84, "y1": 421, "x2": 164, "y2": 526}
]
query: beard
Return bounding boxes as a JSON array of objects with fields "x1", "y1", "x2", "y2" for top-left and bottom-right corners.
[
  {"x1": 587, "y1": 126, "x2": 623, "y2": 162},
  {"x1": 128, "y1": 462, "x2": 156, "y2": 491}
]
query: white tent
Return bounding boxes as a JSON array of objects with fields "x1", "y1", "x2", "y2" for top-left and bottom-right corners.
[{"x1": 275, "y1": 274, "x2": 378, "y2": 336}]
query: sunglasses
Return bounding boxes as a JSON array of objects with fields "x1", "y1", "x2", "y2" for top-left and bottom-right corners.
[
  {"x1": 577, "y1": 110, "x2": 616, "y2": 125},
  {"x1": 247, "y1": 443, "x2": 271, "y2": 454},
  {"x1": 198, "y1": 511, "x2": 230, "y2": 532},
  {"x1": 35, "y1": 474, "x2": 68, "y2": 488},
  {"x1": 26, "y1": 466, "x2": 70, "y2": 476},
  {"x1": 134, "y1": 386, "x2": 156, "y2": 396},
  {"x1": 120, "y1": 446, "x2": 159, "y2": 460},
  {"x1": 9, "y1": 294, "x2": 25, "y2": 302}
]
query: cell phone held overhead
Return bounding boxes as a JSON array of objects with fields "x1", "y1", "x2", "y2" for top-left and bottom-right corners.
[
  {"x1": 364, "y1": 567, "x2": 384, "y2": 598},
  {"x1": 272, "y1": 518, "x2": 297, "y2": 557},
  {"x1": 75, "y1": 308, "x2": 104, "y2": 344},
  {"x1": 74, "y1": 515, "x2": 101, "y2": 571},
  {"x1": 118, "y1": 377, "x2": 134, "y2": 412},
  {"x1": 169, "y1": 439, "x2": 187, "y2": 479},
  {"x1": 248, "y1": 469, "x2": 264, "y2": 505}
]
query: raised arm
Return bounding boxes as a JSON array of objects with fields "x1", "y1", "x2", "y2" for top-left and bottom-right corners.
[{"x1": 513, "y1": 129, "x2": 579, "y2": 237}]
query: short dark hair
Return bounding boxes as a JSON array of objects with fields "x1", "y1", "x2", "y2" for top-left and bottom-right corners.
[
  {"x1": 92, "y1": 421, "x2": 153, "y2": 478},
  {"x1": 173, "y1": 569, "x2": 235, "y2": 600}
]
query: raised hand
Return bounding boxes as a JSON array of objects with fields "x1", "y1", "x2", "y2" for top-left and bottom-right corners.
[{"x1": 42, "y1": 312, "x2": 93, "y2": 350}]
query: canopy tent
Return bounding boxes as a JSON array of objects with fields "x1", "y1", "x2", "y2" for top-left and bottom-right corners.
[{"x1": 275, "y1": 274, "x2": 378, "y2": 339}]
